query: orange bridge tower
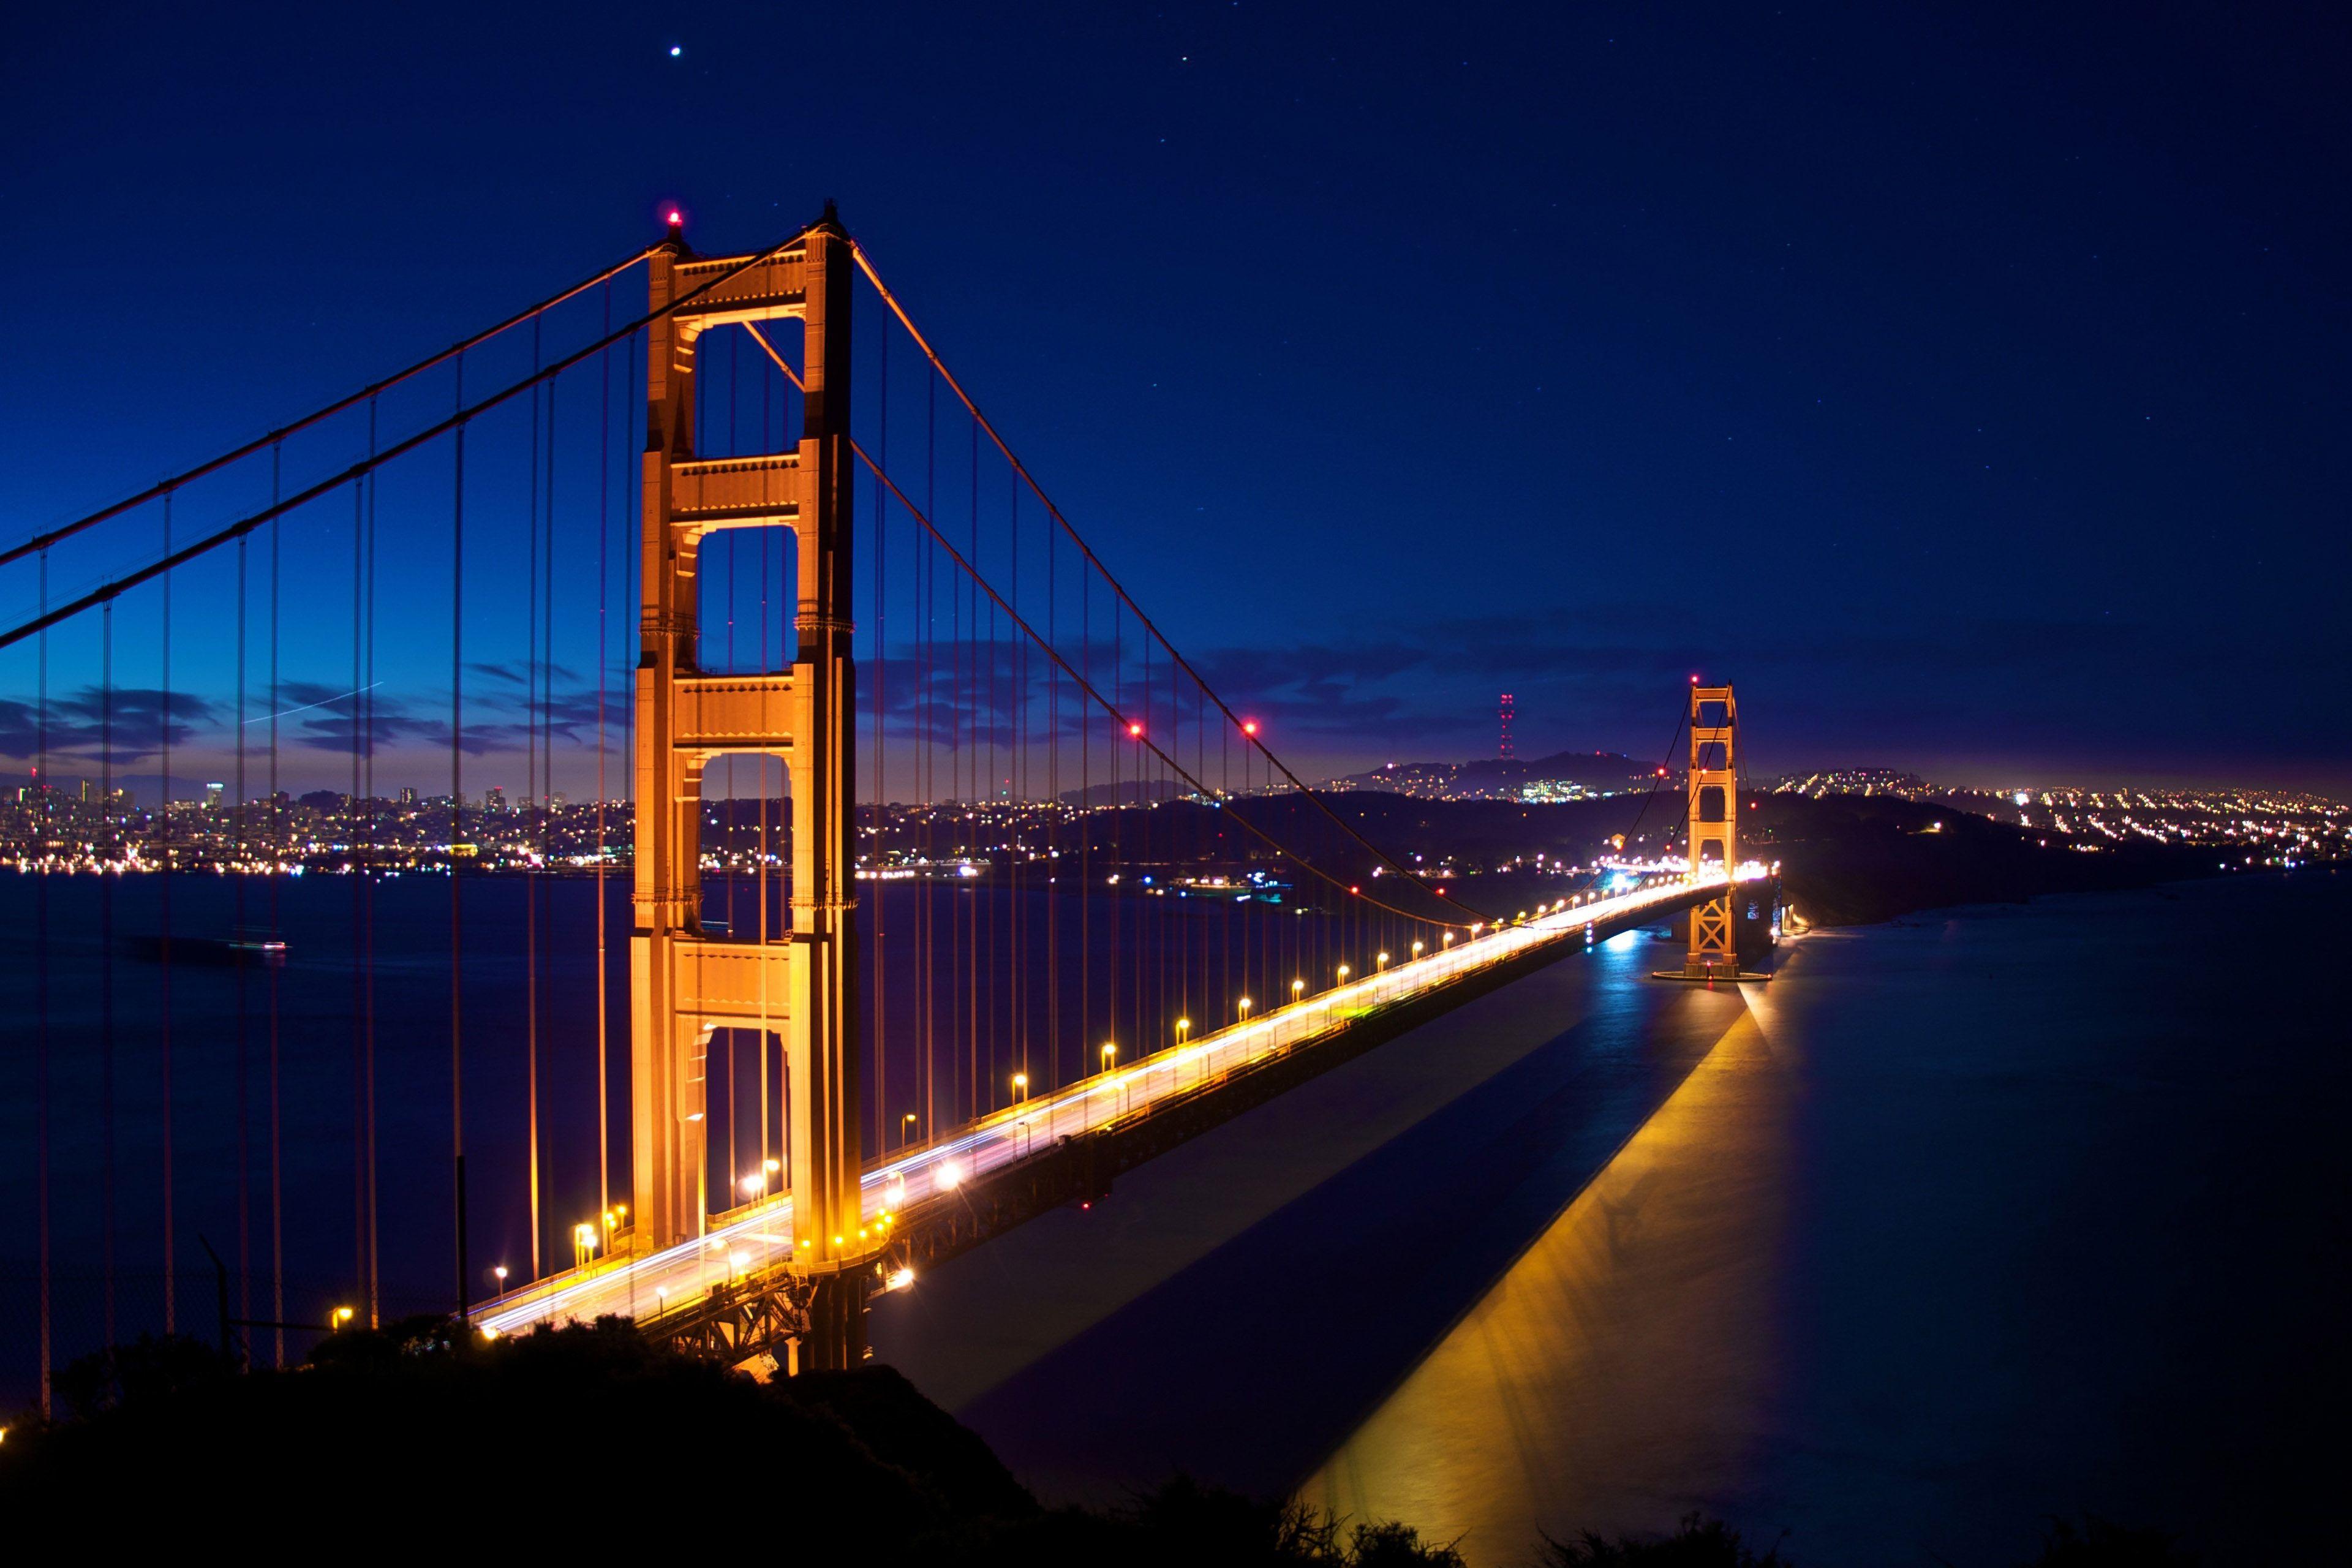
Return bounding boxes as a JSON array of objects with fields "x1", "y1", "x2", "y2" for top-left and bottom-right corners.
[
  {"x1": 1684, "y1": 683, "x2": 1739, "y2": 978},
  {"x1": 631, "y1": 208, "x2": 868, "y2": 1366}
]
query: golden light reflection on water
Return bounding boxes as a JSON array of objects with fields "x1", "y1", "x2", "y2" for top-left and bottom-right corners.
[{"x1": 1297, "y1": 989, "x2": 1795, "y2": 1565}]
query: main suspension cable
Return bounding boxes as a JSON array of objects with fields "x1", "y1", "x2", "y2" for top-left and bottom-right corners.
[
  {"x1": 846, "y1": 239, "x2": 1487, "y2": 924},
  {"x1": 742, "y1": 317, "x2": 1472, "y2": 932},
  {"x1": 0, "y1": 246, "x2": 655, "y2": 568},
  {"x1": 0, "y1": 224, "x2": 823, "y2": 652},
  {"x1": 847, "y1": 417, "x2": 1461, "y2": 930}
]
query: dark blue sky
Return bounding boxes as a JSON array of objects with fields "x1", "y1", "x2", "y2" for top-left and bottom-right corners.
[{"x1": 4, "y1": 1, "x2": 2346, "y2": 791}]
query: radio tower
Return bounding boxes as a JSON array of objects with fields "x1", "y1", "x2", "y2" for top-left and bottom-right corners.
[{"x1": 1498, "y1": 693, "x2": 1515, "y2": 760}]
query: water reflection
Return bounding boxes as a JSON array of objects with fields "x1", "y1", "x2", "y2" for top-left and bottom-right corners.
[{"x1": 1298, "y1": 986, "x2": 1795, "y2": 1565}]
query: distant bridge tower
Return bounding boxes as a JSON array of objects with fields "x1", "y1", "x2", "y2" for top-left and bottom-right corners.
[
  {"x1": 1498, "y1": 692, "x2": 1514, "y2": 760},
  {"x1": 1684, "y1": 683, "x2": 1738, "y2": 978},
  {"x1": 632, "y1": 208, "x2": 867, "y2": 1366}
]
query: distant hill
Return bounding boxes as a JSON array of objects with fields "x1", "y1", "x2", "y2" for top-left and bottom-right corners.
[
  {"x1": 1056, "y1": 777, "x2": 1189, "y2": 809},
  {"x1": 1324, "y1": 749, "x2": 1667, "y2": 802}
]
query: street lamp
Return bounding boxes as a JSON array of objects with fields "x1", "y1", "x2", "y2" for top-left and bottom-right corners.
[
  {"x1": 1376, "y1": 951, "x2": 1389, "y2": 971},
  {"x1": 1336, "y1": 964, "x2": 1351, "y2": 984},
  {"x1": 1011, "y1": 1072, "x2": 1029, "y2": 1102},
  {"x1": 1101, "y1": 1042, "x2": 1118, "y2": 1071},
  {"x1": 492, "y1": 1264, "x2": 508, "y2": 1294},
  {"x1": 901, "y1": 1112, "x2": 919, "y2": 1149},
  {"x1": 1237, "y1": 996, "x2": 1252, "y2": 1022},
  {"x1": 1443, "y1": 932, "x2": 1454, "y2": 947},
  {"x1": 1411, "y1": 941, "x2": 1423, "y2": 959},
  {"x1": 1176, "y1": 1017, "x2": 1191, "y2": 1045},
  {"x1": 1291, "y1": 978, "x2": 1305, "y2": 1003}
]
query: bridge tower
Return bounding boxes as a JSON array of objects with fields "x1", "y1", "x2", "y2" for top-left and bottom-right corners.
[
  {"x1": 631, "y1": 208, "x2": 867, "y2": 1366},
  {"x1": 1684, "y1": 683, "x2": 1738, "y2": 978}
]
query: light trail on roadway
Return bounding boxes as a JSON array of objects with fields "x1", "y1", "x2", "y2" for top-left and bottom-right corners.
[{"x1": 475, "y1": 868, "x2": 1762, "y2": 1339}]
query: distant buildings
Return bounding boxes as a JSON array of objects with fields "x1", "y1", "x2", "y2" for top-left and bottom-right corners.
[{"x1": 1771, "y1": 771, "x2": 2348, "y2": 868}]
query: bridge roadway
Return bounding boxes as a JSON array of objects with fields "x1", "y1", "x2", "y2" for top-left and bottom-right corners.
[{"x1": 475, "y1": 868, "x2": 1762, "y2": 1340}]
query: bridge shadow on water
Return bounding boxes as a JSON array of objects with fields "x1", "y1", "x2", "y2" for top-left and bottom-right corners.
[{"x1": 871, "y1": 931, "x2": 1754, "y2": 1506}]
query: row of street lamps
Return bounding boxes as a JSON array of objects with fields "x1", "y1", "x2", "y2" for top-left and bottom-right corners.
[{"x1": 871, "y1": 924, "x2": 1511, "y2": 1145}]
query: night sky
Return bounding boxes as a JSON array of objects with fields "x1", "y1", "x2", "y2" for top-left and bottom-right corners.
[{"x1": 3, "y1": 2, "x2": 2345, "y2": 791}]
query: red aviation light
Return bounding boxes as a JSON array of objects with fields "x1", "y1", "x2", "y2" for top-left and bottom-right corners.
[
  {"x1": 1242, "y1": 719, "x2": 1259, "y2": 736},
  {"x1": 1126, "y1": 721, "x2": 1144, "y2": 738}
]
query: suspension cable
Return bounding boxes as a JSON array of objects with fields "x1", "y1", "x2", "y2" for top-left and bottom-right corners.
[
  {"x1": 844, "y1": 415, "x2": 1463, "y2": 930},
  {"x1": 742, "y1": 318, "x2": 1471, "y2": 931},
  {"x1": 845, "y1": 240, "x2": 1487, "y2": 923},
  {"x1": 0, "y1": 224, "x2": 824, "y2": 652},
  {"x1": 0, "y1": 247, "x2": 655, "y2": 568}
]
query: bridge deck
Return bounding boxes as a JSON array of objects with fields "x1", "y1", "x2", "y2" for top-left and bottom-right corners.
[{"x1": 475, "y1": 870, "x2": 1761, "y2": 1340}]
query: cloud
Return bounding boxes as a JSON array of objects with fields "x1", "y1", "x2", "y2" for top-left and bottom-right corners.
[{"x1": 0, "y1": 686, "x2": 218, "y2": 764}]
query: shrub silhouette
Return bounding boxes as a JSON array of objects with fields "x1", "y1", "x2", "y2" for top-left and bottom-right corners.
[
  {"x1": 1539, "y1": 1511, "x2": 1789, "y2": 1566},
  {"x1": 2022, "y1": 1513, "x2": 2199, "y2": 1567}
]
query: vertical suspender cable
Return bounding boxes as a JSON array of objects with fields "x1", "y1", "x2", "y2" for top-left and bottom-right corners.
[
  {"x1": 875, "y1": 324, "x2": 889, "y2": 1152},
  {"x1": 159, "y1": 493, "x2": 176, "y2": 1335},
  {"x1": 35, "y1": 551, "x2": 50, "y2": 1415},
  {"x1": 1047, "y1": 521, "x2": 1058, "y2": 1092},
  {"x1": 235, "y1": 525, "x2": 251, "y2": 1325},
  {"x1": 871, "y1": 326, "x2": 887, "y2": 1152},
  {"x1": 541, "y1": 349, "x2": 558, "y2": 1266},
  {"x1": 451, "y1": 360, "x2": 470, "y2": 1327},
  {"x1": 620, "y1": 323, "x2": 640, "y2": 1214},
  {"x1": 968, "y1": 409, "x2": 982, "y2": 1112},
  {"x1": 350, "y1": 456, "x2": 367, "y2": 1319},
  {"x1": 596, "y1": 285, "x2": 612, "y2": 1230},
  {"x1": 267, "y1": 445, "x2": 285, "y2": 1366},
  {"x1": 363, "y1": 399, "x2": 382, "y2": 1327},
  {"x1": 526, "y1": 327, "x2": 543, "y2": 1281},
  {"x1": 100, "y1": 603, "x2": 117, "y2": 1344}
]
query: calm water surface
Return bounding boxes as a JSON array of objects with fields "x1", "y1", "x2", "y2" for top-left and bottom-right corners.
[{"x1": 875, "y1": 873, "x2": 2349, "y2": 1566}]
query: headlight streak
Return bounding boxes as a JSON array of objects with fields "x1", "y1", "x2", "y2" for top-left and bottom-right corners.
[{"x1": 478, "y1": 869, "x2": 1755, "y2": 1335}]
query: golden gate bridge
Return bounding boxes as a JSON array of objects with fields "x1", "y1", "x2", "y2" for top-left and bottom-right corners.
[{"x1": 1, "y1": 205, "x2": 1766, "y2": 1409}]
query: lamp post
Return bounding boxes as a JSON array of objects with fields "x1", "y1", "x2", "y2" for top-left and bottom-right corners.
[
  {"x1": 901, "y1": 1112, "x2": 919, "y2": 1150},
  {"x1": 1237, "y1": 996, "x2": 1251, "y2": 1022},
  {"x1": 1011, "y1": 1072, "x2": 1028, "y2": 1104},
  {"x1": 1376, "y1": 951, "x2": 1389, "y2": 973},
  {"x1": 1175, "y1": 1017, "x2": 1191, "y2": 1046}
]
